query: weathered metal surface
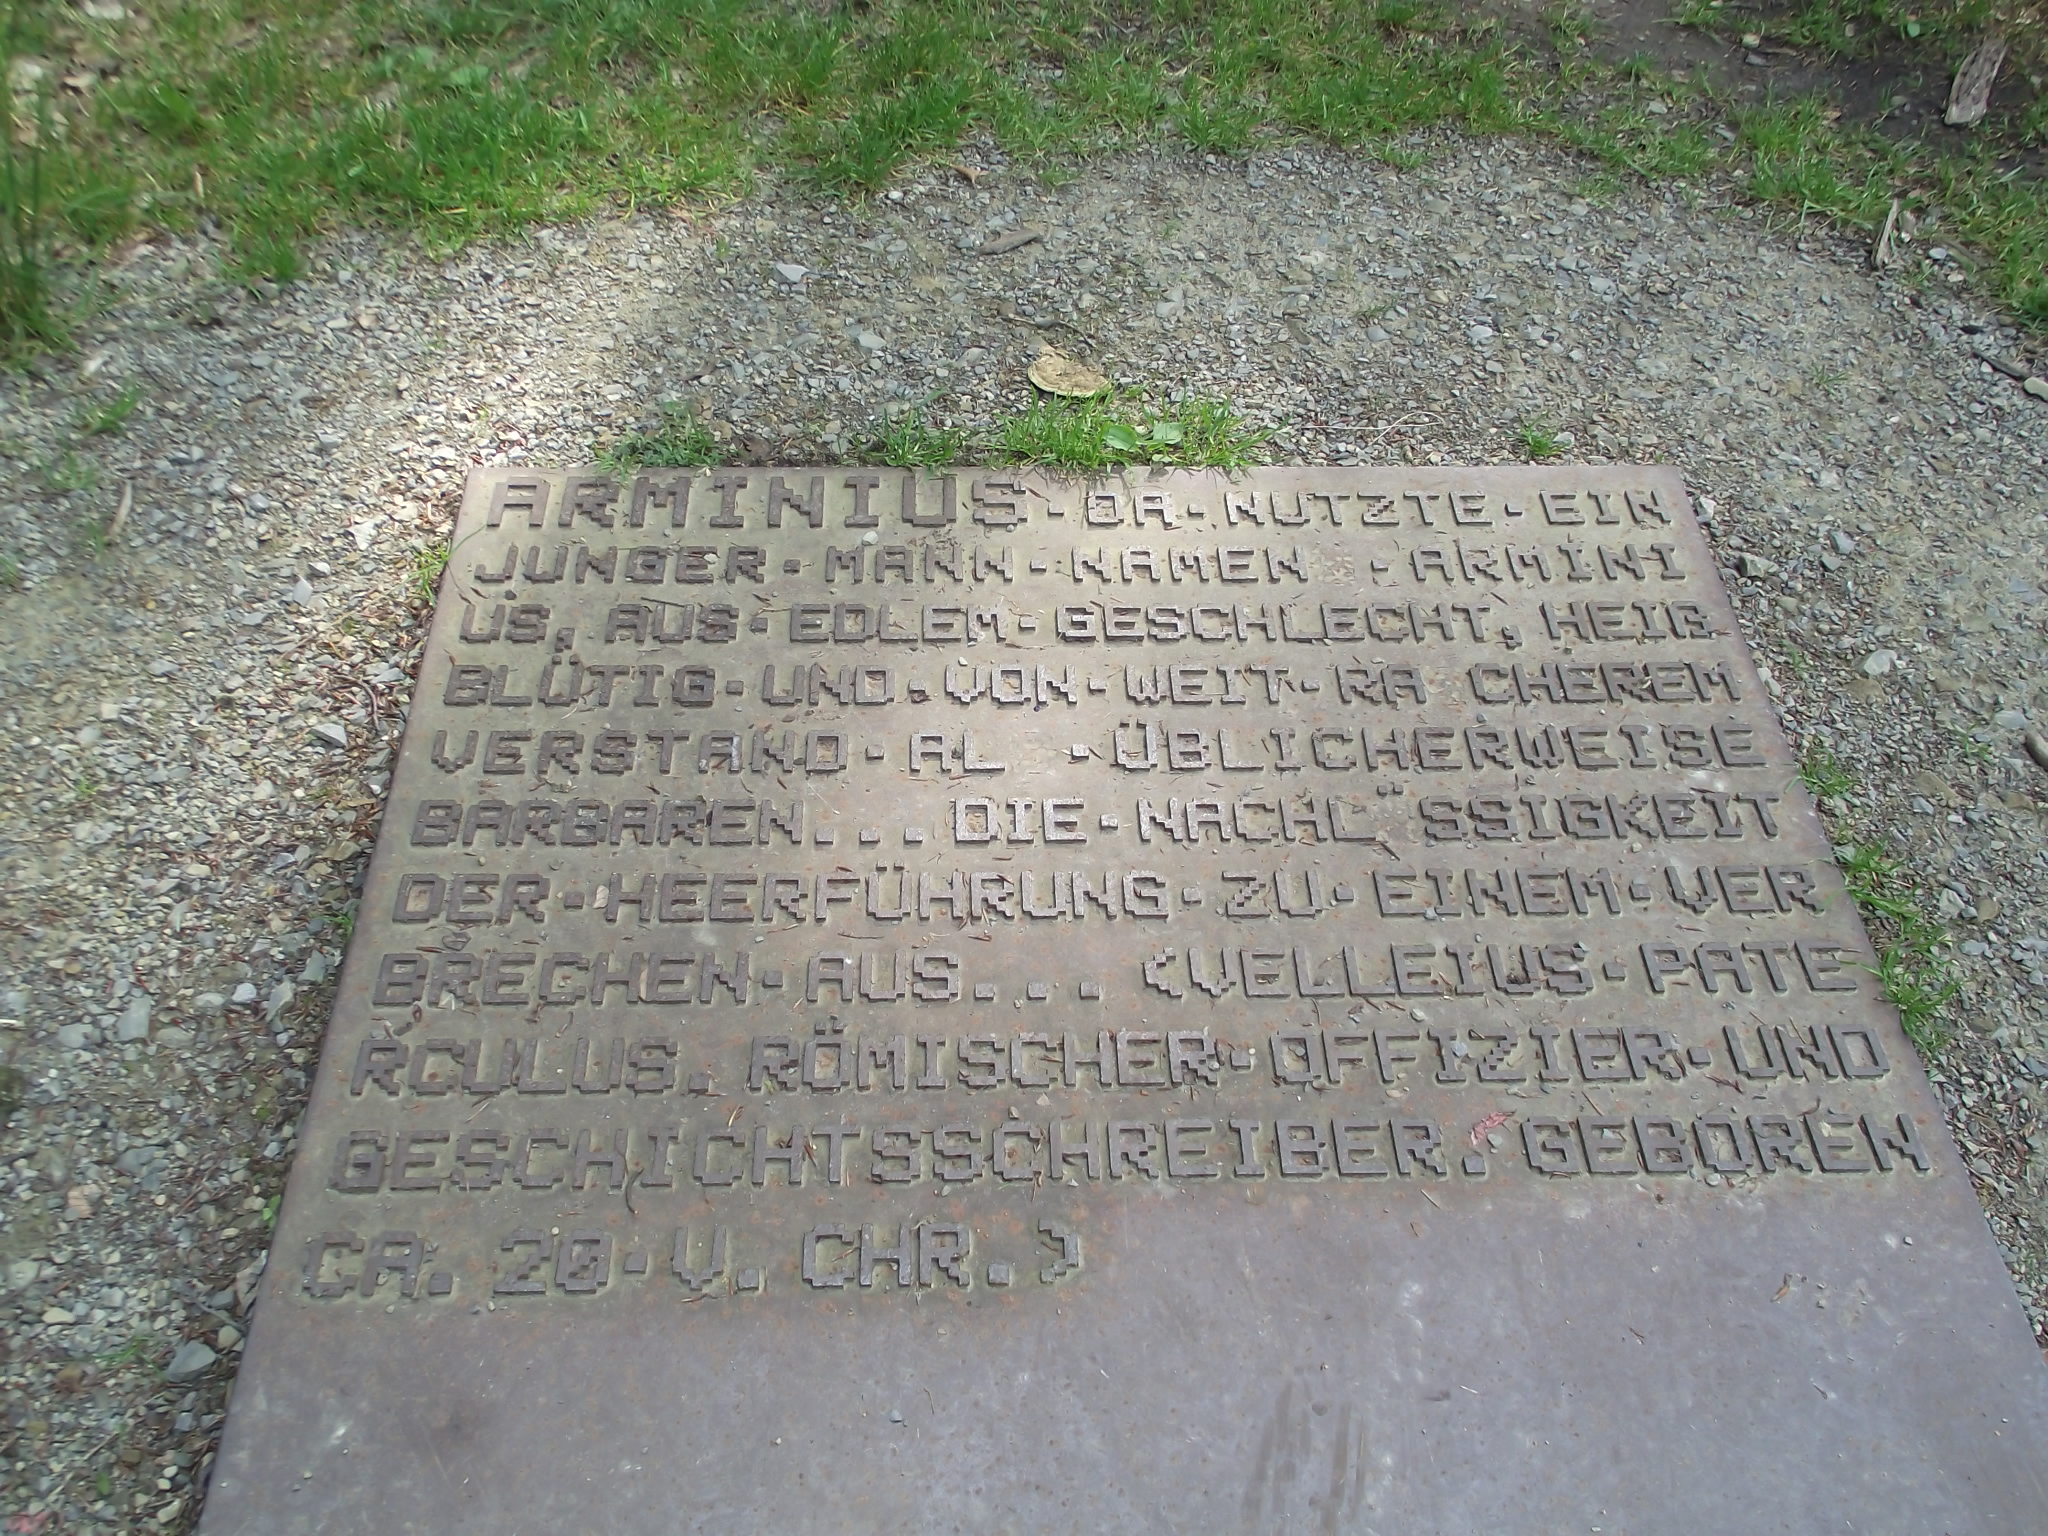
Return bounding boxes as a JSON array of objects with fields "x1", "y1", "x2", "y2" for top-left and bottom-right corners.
[{"x1": 200, "y1": 466, "x2": 2048, "y2": 1534}]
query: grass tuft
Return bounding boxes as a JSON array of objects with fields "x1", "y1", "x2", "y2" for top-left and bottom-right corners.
[
  {"x1": 599, "y1": 403, "x2": 721, "y2": 473},
  {"x1": 1837, "y1": 841, "x2": 1959, "y2": 1053},
  {"x1": 74, "y1": 382, "x2": 140, "y2": 437},
  {"x1": 1800, "y1": 735, "x2": 1957, "y2": 1052},
  {"x1": 40, "y1": 449, "x2": 98, "y2": 495},
  {"x1": 995, "y1": 394, "x2": 1271, "y2": 471},
  {"x1": 1799, "y1": 740, "x2": 1858, "y2": 802},
  {"x1": 1516, "y1": 421, "x2": 1564, "y2": 460},
  {"x1": 407, "y1": 540, "x2": 450, "y2": 609},
  {"x1": 875, "y1": 409, "x2": 968, "y2": 468}
]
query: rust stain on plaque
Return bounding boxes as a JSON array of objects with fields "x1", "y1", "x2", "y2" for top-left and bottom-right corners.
[{"x1": 200, "y1": 468, "x2": 2048, "y2": 1535}]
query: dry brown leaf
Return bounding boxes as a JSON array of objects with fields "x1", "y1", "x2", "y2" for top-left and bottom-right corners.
[
  {"x1": 975, "y1": 225, "x2": 1044, "y2": 257},
  {"x1": 1027, "y1": 347, "x2": 1109, "y2": 399}
]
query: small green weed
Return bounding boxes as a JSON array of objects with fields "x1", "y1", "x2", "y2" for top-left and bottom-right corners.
[
  {"x1": 996, "y1": 395, "x2": 1270, "y2": 471},
  {"x1": 75, "y1": 382, "x2": 141, "y2": 436},
  {"x1": 1101, "y1": 418, "x2": 1184, "y2": 455},
  {"x1": 1955, "y1": 731, "x2": 1998, "y2": 768},
  {"x1": 997, "y1": 396, "x2": 1123, "y2": 470},
  {"x1": 79, "y1": 509, "x2": 110, "y2": 558},
  {"x1": 407, "y1": 541, "x2": 450, "y2": 608},
  {"x1": 1799, "y1": 739, "x2": 1857, "y2": 802},
  {"x1": 94, "y1": 1331, "x2": 162, "y2": 1368},
  {"x1": 1517, "y1": 421, "x2": 1564, "y2": 460},
  {"x1": 875, "y1": 409, "x2": 967, "y2": 467},
  {"x1": 1806, "y1": 363, "x2": 1850, "y2": 398},
  {"x1": 1837, "y1": 840, "x2": 1958, "y2": 1053},
  {"x1": 1153, "y1": 399, "x2": 1274, "y2": 470},
  {"x1": 0, "y1": 554, "x2": 19, "y2": 590},
  {"x1": 600, "y1": 403, "x2": 721, "y2": 473},
  {"x1": 40, "y1": 450, "x2": 98, "y2": 494}
]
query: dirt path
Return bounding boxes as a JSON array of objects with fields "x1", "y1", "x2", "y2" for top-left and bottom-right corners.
[{"x1": 2, "y1": 135, "x2": 2045, "y2": 1529}]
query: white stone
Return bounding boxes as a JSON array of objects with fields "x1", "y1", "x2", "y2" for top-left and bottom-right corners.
[
  {"x1": 1861, "y1": 649, "x2": 1898, "y2": 677},
  {"x1": 115, "y1": 995, "x2": 151, "y2": 1041},
  {"x1": 165, "y1": 1340, "x2": 217, "y2": 1381}
]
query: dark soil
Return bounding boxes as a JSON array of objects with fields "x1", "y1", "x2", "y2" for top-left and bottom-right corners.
[{"x1": 1500, "y1": 0, "x2": 2040, "y2": 149}]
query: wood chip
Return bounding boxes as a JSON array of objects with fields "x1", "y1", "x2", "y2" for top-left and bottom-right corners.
[
  {"x1": 1945, "y1": 36, "x2": 2007, "y2": 127},
  {"x1": 1872, "y1": 197, "x2": 1901, "y2": 270},
  {"x1": 1026, "y1": 347, "x2": 1109, "y2": 399},
  {"x1": 975, "y1": 226, "x2": 1043, "y2": 257},
  {"x1": 106, "y1": 479, "x2": 132, "y2": 544}
]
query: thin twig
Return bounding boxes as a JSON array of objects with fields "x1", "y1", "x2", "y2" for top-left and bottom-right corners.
[{"x1": 106, "y1": 479, "x2": 133, "y2": 544}]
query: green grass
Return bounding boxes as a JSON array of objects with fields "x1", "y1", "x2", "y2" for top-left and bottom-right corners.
[
  {"x1": 1799, "y1": 740, "x2": 1858, "y2": 802},
  {"x1": 875, "y1": 408, "x2": 969, "y2": 467},
  {"x1": 93, "y1": 1331, "x2": 164, "y2": 1368},
  {"x1": 407, "y1": 540, "x2": 449, "y2": 608},
  {"x1": 74, "y1": 382, "x2": 141, "y2": 436},
  {"x1": 1800, "y1": 738, "x2": 1956, "y2": 1052},
  {"x1": 1837, "y1": 840, "x2": 1959, "y2": 1052},
  {"x1": 39, "y1": 448, "x2": 98, "y2": 494},
  {"x1": 599, "y1": 402, "x2": 721, "y2": 472},
  {"x1": 0, "y1": 0, "x2": 2038, "y2": 355},
  {"x1": 1516, "y1": 421, "x2": 1564, "y2": 460},
  {"x1": 1806, "y1": 363, "x2": 1850, "y2": 398},
  {"x1": 994, "y1": 394, "x2": 1272, "y2": 470}
]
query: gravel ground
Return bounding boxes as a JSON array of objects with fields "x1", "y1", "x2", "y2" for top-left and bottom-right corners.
[{"x1": 2, "y1": 135, "x2": 2045, "y2": 1529}]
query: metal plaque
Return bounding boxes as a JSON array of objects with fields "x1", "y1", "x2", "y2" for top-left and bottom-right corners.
[{"x1": 201, "y1": 467, "x2": 2048, "y2": 1533}]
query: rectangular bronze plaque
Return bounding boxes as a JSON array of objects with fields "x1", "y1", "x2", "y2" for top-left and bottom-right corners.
[{"x1": 202, "y1": 467, "x2": 2048, "y2": 1533}]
